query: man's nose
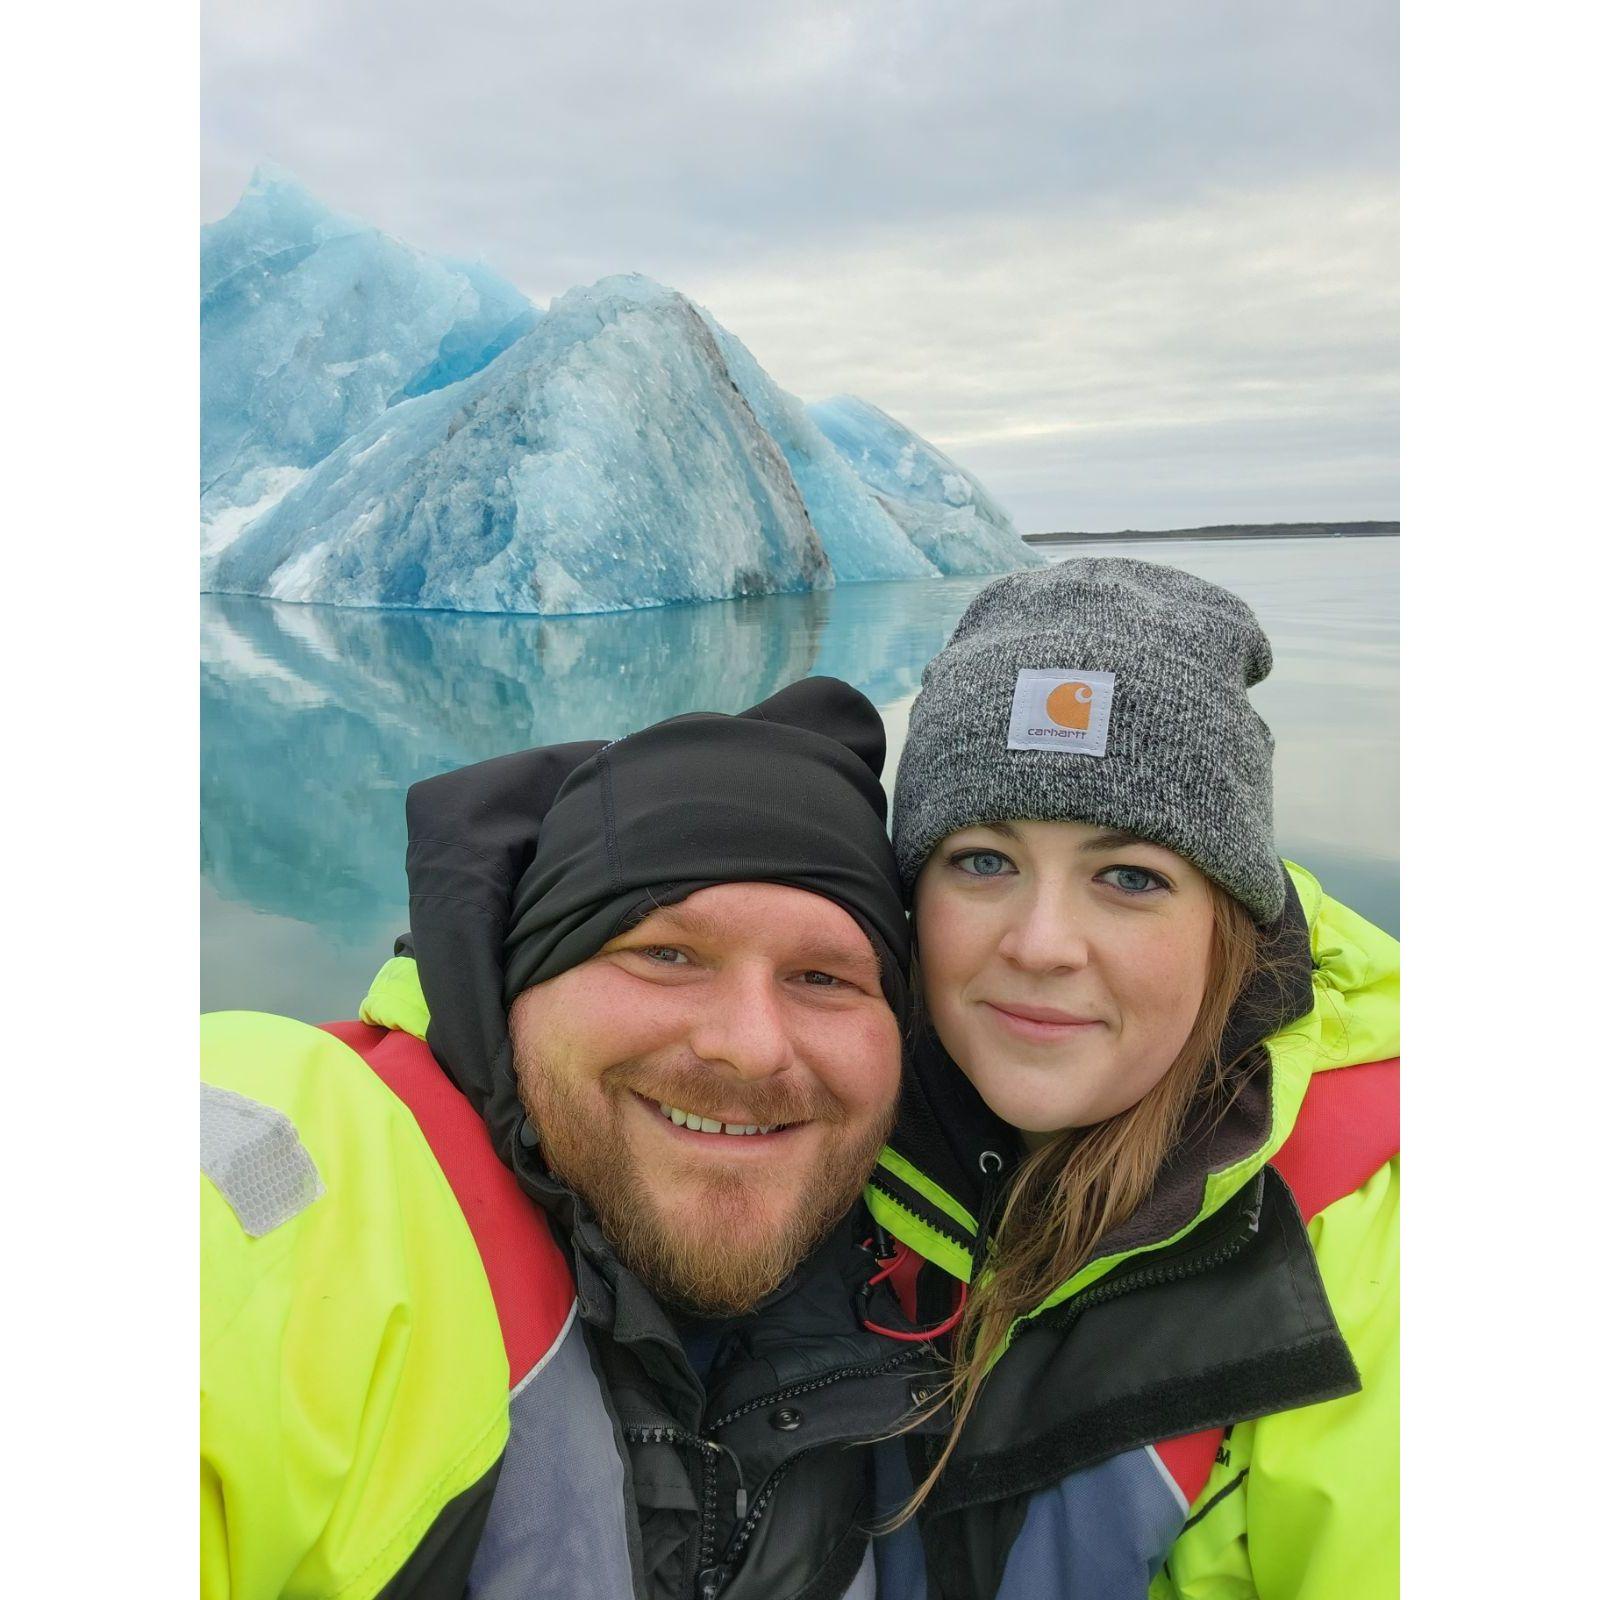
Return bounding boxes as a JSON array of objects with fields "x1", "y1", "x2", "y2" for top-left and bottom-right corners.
[
  {"x1": 684, "y1": 970, "x2": 795, "y2": 1080},
  {"x1": 995, "y1": 888, "x2": 1091, "y2": 974}
]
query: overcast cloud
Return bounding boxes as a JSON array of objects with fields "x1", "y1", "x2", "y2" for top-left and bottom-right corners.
[{"x1": 202, "y1": 0, "x2": 1397, "y2": 531}]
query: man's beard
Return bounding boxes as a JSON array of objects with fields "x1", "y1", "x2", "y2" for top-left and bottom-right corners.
[{"x1": 517, "y1": 1047, "x2": 897, "y2": 1315}]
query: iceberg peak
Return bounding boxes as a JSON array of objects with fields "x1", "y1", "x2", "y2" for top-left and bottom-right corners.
[
  {"x1": 206, "y1": 271, "x2": 834, "y2": 615},
  {"x1": 201, "y1": 173, "x2": 540, "y2": 560}
]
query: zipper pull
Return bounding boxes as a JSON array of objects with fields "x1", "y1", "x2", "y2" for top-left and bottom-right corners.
[
  {"x1": 695, "y1": 1563, "x2": 731, "y2": 1600},
  {"x1": 969, "y1": 1150, "x2": 1006, "y2": 1284}
]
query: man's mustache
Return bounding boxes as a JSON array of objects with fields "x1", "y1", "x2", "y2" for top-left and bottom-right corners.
[{"x1": 602, "y1": 1056, "x2": 849, "y2": 1127}]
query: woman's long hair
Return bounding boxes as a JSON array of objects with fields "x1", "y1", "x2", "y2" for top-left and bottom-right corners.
[{"x1": 886, "y1": 883, "x2": 1261, "y2": 1526}]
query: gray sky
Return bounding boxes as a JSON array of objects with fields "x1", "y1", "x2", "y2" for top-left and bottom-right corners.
[{"x1": 202, "y1": 0, "x2": 1397, "y2": 533}]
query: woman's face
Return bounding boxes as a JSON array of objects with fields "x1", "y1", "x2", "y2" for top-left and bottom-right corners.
[{"x1": 913, "y1": 819, "x2": 1216, "y2": 1140}]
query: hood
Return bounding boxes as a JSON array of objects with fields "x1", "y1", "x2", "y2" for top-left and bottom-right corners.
[{"x1": 864, "y1": 860, "x2": 1400, "y2": 1320}]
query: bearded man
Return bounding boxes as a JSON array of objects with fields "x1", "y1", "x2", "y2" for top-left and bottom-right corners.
[{"x1": 201, "y1": 679, "x2": 934, "y2": 1600}]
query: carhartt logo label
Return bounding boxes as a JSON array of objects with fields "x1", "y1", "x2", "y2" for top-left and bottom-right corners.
[
  {"x1": 1007, "y1": 669, "x2": 1116, "y2": 757},
  {"x1": 1045, "y1": 681, "x2": 1094, "y2": 730}
]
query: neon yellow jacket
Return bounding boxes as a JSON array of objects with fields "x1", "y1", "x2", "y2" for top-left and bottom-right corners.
[
  {"x1": 200, "y1": 1010, "x2": 513, "y2": 1599},
  {"x1": 200, "y1": 1006, "x2": 614, "y2": 1600},
  {"x1": 866, "y1": 864, "x2": 1399, "y2": 1600}
]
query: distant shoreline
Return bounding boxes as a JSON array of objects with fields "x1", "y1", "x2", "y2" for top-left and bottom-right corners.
[{"x1": 1022, "y1": 521, "x2": 1399, "y2": 546}]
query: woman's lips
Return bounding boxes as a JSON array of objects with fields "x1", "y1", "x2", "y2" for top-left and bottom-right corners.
[{"x1": 980, "y1": 1000, "x2": 1104, "y2": 1041}]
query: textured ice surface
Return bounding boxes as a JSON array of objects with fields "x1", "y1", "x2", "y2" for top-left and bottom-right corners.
[
  {"x1": 201, "y1": 176, "x2": 1035, "y2": 613},
  {"x1": 206, "y1": 275, "x2": 834, "y2": 614},
  {"x1": 701, "y1": 317, "x2": 936, "y2": 583},
  {"x1": 201, "y1": 168, "x2": 539, "y2": 561},
  {"x1": 808, "y1": 395, "x2": 1044, "y2": 575}
]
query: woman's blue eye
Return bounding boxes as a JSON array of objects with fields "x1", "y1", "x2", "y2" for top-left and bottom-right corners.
[
  {"x1": 952, "y1": 850, "x2": 1013, "y2": 878},
  {"x1": 1102, "y1": 865, "x2": 1167, "y2": 894}
]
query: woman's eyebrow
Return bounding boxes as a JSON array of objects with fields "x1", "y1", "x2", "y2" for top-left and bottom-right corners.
[
  {"x1": 954, "y1": 820, "x2": 1019, "y2": 841},
  {"x1": 1078, "y1": 828, "x2": 1150, "y2": 852}
]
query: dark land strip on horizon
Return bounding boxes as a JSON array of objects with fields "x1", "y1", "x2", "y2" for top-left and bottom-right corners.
[{"x1": 1022, "y1": 521, "x2": 1399, "y2": 545}]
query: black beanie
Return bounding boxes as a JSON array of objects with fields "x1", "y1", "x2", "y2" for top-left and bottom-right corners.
[
  {"x1": 502, "y1": 677, "x2": 911, "y2": 998},
  {"x1": 404, "y1": 678, "x2": 910, "y2": 1169}
]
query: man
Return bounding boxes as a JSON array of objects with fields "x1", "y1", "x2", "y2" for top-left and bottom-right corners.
[{"x1": 201, "y1": 679, "x2": 934, "y2": 1600}]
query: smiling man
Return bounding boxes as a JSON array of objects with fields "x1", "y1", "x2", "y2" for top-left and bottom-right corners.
[
  {"x1": 201, "y1": 679, "x2": 928, "y2": 1600},
  {"x1": 510, "y1": 882, "x2": 901, "y2": 1316}
]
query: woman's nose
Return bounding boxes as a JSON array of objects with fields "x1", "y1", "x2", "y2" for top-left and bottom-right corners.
[{"x1": 995, "y1": 894, "x2": 1091, "y2": 973}]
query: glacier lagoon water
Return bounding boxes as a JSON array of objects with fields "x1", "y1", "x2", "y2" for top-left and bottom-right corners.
[{"x1": 202, "y1": 535, "x2": 1398, "y2": 1021}]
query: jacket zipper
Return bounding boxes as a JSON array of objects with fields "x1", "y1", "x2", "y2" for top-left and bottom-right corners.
[
  {"x1": 868, "y1": 1168, "x2": 976, "y2": 1257},
  {"x1": 1016, "y1": 1187, "x2": 1263, "y2": 1346},
  {"x1": 873, "y1": 1163, "x2": 1264, "y2": 1346},
  {"x1": 635, "y1": 1345, "x2": 926, "y2": 1599},
  {"x1": 619, "y1": 1425, "x2": 725, "y2": 1600},
  {"x1": 713, "y1": 1447, "x2": 809, "y2": 1571},
  {"x1": 705, "y1": 1347, "x2": 926, "y2": 1594},
  {"x1": 706, "y1": 1343, "x2": 925, "y2": 1431}
]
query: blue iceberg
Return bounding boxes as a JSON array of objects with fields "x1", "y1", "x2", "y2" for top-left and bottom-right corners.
[
  {"x1": 807, "y1": 395, "x2": 1044, "y2": 575},
  {"x1": 701, "y1": 317, "x2": 936, "y2": 583},
  {"x1": 201, "y1": 167, "x2": 539, "y2": 562},
  {"x1": 206, "y1": 275, "x2": 835, "y2": 614},
  {"x1": 201, "y1": 176, "x2": 1038, "y2": 613}
]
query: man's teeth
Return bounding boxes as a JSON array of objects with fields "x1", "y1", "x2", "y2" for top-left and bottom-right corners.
[{"x1": 656, "y1": 1102, "x2": 786, "y2": 1136}]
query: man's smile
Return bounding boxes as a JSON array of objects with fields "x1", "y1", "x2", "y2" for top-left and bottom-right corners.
[{"x1": 628, "y1": 1090, "x2": 806, "y2": 1152}]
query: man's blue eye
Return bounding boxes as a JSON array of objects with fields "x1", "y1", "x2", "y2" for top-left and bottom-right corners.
[{"x1": 642, "y1": 946, "x2": 688, "y2": 964}]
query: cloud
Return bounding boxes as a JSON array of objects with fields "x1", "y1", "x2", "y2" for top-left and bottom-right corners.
[{"x1": 202, "y1": 0, "x2": 1397, "y2": 528}]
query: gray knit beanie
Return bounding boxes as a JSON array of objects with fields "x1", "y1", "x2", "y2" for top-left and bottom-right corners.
[{"x1": 893, "y1": 557, "x2": 1284, "y2": 923}]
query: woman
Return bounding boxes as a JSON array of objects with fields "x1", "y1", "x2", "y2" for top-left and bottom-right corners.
[{"x1": 869, "y1": 558, "x2": 1398, "y2": 1600}]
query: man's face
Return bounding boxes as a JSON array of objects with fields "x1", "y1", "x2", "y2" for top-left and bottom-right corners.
[{"x1": 508, "y1": 882, "x2": 902, "y2": 1314}]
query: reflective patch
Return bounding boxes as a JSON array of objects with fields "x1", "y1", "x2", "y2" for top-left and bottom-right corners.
[{"x1": 200, "y1": 1083, "x2": 325, "y2": 1237}]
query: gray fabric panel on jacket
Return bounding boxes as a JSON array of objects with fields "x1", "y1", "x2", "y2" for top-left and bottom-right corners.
[
  {"x1": 467, "y1": 1309, "x2": 634, "y2": 1598},
  {"x1": 200, "y1": 1082, "x2": 325, "y2": 1237},
  {"x1": 994, "y1": 1445, "x2": 1187, "y2": 1599},
  {"x1": 839, "y1": 1544, "x2": 879, "y2": 1600},
  {"x1": 871, "y1": 1441, "x2": 927, "y2": 1600}
]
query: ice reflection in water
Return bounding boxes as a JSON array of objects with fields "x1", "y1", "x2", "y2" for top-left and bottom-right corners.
[{"x1": 202, "y1": 536, "x2": 1396, "y2": 1019}]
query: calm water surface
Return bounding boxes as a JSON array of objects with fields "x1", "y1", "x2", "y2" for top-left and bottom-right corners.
[{"x1": 202, "y1": 536, "x2": 1397, "y2": 1019}]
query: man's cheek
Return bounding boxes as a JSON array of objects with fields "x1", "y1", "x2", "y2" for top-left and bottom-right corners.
[{"x1": 849, "y1": 1025, "x2": 903, "y2": 1116}]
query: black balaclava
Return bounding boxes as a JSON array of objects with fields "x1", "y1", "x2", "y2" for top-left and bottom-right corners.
[{"x1": 404, "y1": 677, "x2": 912, "y2": 1171}]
